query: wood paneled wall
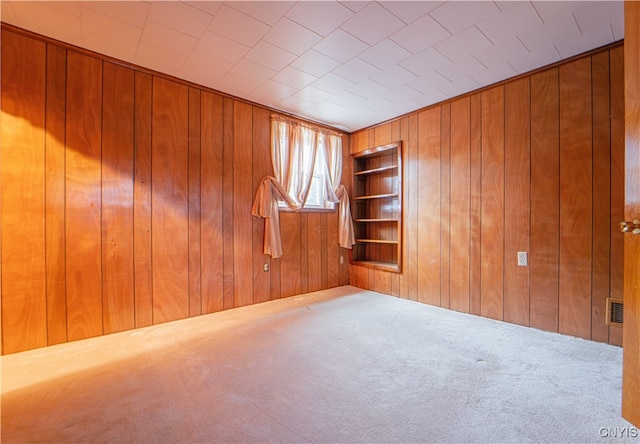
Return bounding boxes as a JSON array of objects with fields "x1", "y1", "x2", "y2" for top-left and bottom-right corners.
[
  {"x1": 351, "y1": 44, "x2": 625, "y2": 346},
  {"x1": 0, "y1": 27, "x2": 350, "y2": 355}
]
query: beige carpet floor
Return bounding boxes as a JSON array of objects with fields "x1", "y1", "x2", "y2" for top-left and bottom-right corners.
[{"x1": 1, "y1": 286, "x2": 635, "y2": 443}]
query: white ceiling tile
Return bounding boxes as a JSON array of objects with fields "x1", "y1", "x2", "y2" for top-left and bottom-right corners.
[
  {"x1": 312, "y1": 73, "x2": 355, "y2": 94},
  {"x1": 290, "y1": 50, "x2": 341, "y2": 77},
  {"x1": 347, "y1": 79, "x2": 388, "y2": 99},
  {"x1": 195, "y1": 32, "x2": 250, "y2": 64},
  {"x1": 81, "y1": 31, "x2": 137, "y2": 63},
  {"x1": 81, "y1": 7, "x2": 143, "y2": 47},
  {"x1": 209, "y1": 5, "x2": 270, "y2": 47},
  {"x1": 517, "y1": 13, "x2": 579, "y2": 52},
  {"x1": 339, "y1": 1, "x2": 370, "y2": 13},
  {"x1": 285, "y1": 2, "x2": 354, "y2": 37},
  {"x1": 332, "y1": 58, "x2": 381, "y2": 83},
  {"x1": 293, "y1": 86, "x2": 333, "y2": 104},
  {"x1": 278, "y1": 95, "x2": 315, "y2": 113},
  {"x1": 272, "y1": 66, "x2": 318, "y2": 90},
  {"x1": 389, "y1": 13, "x2": 451, "y2": 54},
  {"x1": 358, "y1": 39, "x2": 412, "y2": 70},
  {"x1": 9, "y1": 1, "x2": 82, "y2": 41},
  {"x1": 141, "y1": 21, "x2": 198, "y2": 57},
  {"x1": 379, "y1": 1, "x2": 444, "y2": 24},
  {"x1": 135, "y1": 40, "x2": 187, "y2": 75},
  {"x1": 327, "y1": 90, "x2": 367, "y2": 107},
  {"x1": 254, "y1": 80, "x2": 297, "y2": 102},
  {"x1": 82, "y1": 1, "x2": 150, "y2": 28},
  {"x1": 554, "y1": 22, "x2": 615, "y2": 59},
  {"x1": 226, "y1": 1, "x2": 294, "y2": 26},
  {"x1": 476, "y1": 2, "x2": 543, "y2": 44},
  {"x1": 180, "y1": 51, "x2": 233, "y2": 80},
  {"x1": 472, "y1": 37, "x2": 529, "y2": 67},
  {"x1": 612, "y1": 15, "x2": 624, "y2": 41},
  {"x1": 530, "y1": 1, "x2": 575, "y2": 23},
  {"x1": 229, "y1": 58, "x2": 277, "y2": 84},
  {"x1": 245, "y1": 41, "x2": 296, "y2": 71},
  {"x1": 1, "y1": 2, "x2": 18, "y2": 24},
  {"x1": 573, "y1": 1, "x2": 624, "y2": 34},
  {"x1": 370, "y1": 65, "x2": 417, "y2": 89},
  {"x1": 470, "y1": 62, "x2": 518, "y2": 87},
  {"x1": 429, "y1": 1, "x2": 501, "y2": 34},
  {"x1": 185, "y1": 1, "x2": 223, "y2": 16},
  {"x1": 264, "y1": 17, "x2": 322, "y2": 56},
  {"x1": 380, "y1": 84, "x2": 424, "y2": 105},
  {"x1": 216, "y1": 73, "x2": 261, "y2": 98},
  {"x1": 434, "y1": 26, "x2": 493, "y2": 62},
  {"x1": 313, "y1": 28, "x2": 369, "y2": 63},
  {"x1": 43, "y1": 1, "x2": 80, "y2": 16},
  {"x1": 340, "y1": 2, "x2": 405, "y2": 45},
  {"x1": 148, "y1": 2, "x2": 213, "y2": 39},
  {"x1": 494, "y1": 2, "x2": 523, "y2": 13},
  {"x1": 437, "y1": 56, "x2": 487, "y2": 83},
  {"x1": 508, "y1": 44, "x2": 561, "y2": 74},
  {"x1": 413, "y1": 88, "x2": 450, "y2": 106},
  {"x1": 400, "y1": 47, "x2": 451, "y2": 76},
  {"x1": 407, "y1": 71, "x2": 453, "y2": 94},
  {"x1": 437, "y1": 76, "x2": 481, "y2": 98}
]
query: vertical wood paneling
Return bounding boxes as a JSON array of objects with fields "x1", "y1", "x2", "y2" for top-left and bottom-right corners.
[
  {"x1": 480, "y1": 86, "x2": 505, "y2": 321},
  {"x1": 300, "y1": 214, "x2": 309, "y2": 294},
  {"x1": 591, "y1": 51, "x2": 611, "y2": 343},
  {"x1": 252, "y1": 107, "x2": 271, "y2": 304},
  {"x1": 200, "y1": 92, "x2": 224, "y2": 313},
  {"x1": 327, "y1": 210, "x2": 340, "y2": 289},
  {"x1": 222, "y1": 98, "x2": 235, "y2": 310},
  {"x1": 133, "y1": 72, "x2": 153, "y2": 328},
  {"x1": 449, "y1": 97, "x2": 471, "y2": 313},
  {"x1": 417, "y1": 108, "x2": 441, "y2": 305},
  {"x1": 609, "y1": 44, "x2": 625, "y2": 347},
  {"x1": 45, "y1": 43, "x2": 68, "y2": 345},
  {"x1": 559, "y1": 58, "x2": 592, "y2": 339},
  {"x1": 469, "y1": 94, "x2": 483, "y2": 316},
  {"x1": 233, "y1": 101, "x2": 254, "y2": 307},
  {"x1": 188, "y1": 87, "x2": 202, "y2": 317},
  {"x1": 280, "y1": 213, "x2": 301, "y2": 297},
  {"x1": 307, "y1": 213, "x2": 323, "y2": 292},
  {"x1": 1, "y1": 31, "x2": 47, "y2": 353},
  {"x1": 440, "y1": 104, "x2": 451, "y2": 309},
  {"x1": 65, "y1": 51, "x2": 103, "y2": 341},
  {"x1": 503, "y1": 77, "x2": 531, "y2": 326},
  {"x1": 151, "y1": 77, "x2": 189, "y2": 323},
  {"x1": 101, "y1": 61, "x2": 135, "y2": 334},
  {"x1": 530, "y1": 69, "x2": 560, "y2": 333}
]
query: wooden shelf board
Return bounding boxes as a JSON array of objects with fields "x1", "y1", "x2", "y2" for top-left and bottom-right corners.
[
  {"x1": 355, "y1": 218, "x2": 398, "y2": 222},
  {"x1": 355, "y1": 165, "x2": 397, "y2": 176},
  {"x1": 354, "y1": 193, "x2": 398, "y2": 200},
  {"x1": 355, "y1": 238, "x2": 398, "y2": 244}
]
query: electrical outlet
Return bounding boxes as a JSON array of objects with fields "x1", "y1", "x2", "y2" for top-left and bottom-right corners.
[
  {"x1": 517, "y1": 252, "x2": 528, "y2": 267},
  {"x1": 263, "y1": 263, "x2": 269, "y2": 272},
  {"x1": 340, "y1": 255, "x2": 344, "y2": 265}
]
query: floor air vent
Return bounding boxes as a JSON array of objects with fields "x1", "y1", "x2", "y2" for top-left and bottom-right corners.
[{"x1": 606, "y1": 298, "x2": 624, "y2": 327}]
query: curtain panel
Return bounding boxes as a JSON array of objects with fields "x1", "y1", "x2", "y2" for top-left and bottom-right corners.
[{"x1": 251, "y1": 117, "x2": 355, "y2": 258}]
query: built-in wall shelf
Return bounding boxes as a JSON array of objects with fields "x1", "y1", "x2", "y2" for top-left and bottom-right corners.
[{"x1": 351, "y1": 141, "x2": 402, "y2": 273}]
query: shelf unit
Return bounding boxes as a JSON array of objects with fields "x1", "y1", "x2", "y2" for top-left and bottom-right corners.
[{"x1": 351, "y1": 141, "x2": 402, "y2": 272}]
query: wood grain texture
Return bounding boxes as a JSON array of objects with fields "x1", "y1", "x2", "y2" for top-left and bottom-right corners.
[
  {"x1": 622, "y1": 0, "x2": 640, "y2": 427},
  {"x1": 101, "y1": 61, "x2": 135, "y2": 334},
  {"x1": 503, "y1": 77, "x2": 531, "y2": 327},
  {"x1": 530, "y1": 69, "x2": 560, "y2": 333},
  {"x1": 252, "y1": 107, "x2": 271, "y2": 304},
  {"x1": 280, "y1": 213, "x2": 301, "y2": 297},
  {"x1": 1, "y1": 31, "x2": 48, "y2": 353},
  {"x1": 222, "y1": 98, "x2": 235, "y2": 310},
  {"x1": 469, "y1": 93, "x2": 483, "y2": 316},
  {"x1": 133, "y1": 72, "x2": 153, "y2": 328},
  {"x1": 449, "y1": 97, "x2": 471, "y2": 313},
  {"x1": 151, "y1": 77, "x2": 189, "y2": 324},
  {"x1": 417, "y1": 108, "x2": 441, "y2": 305},
  {"x1": 200, "y1": 92, "x2": 224, "y2": 313},
  {"x1": 307, "y1": 213, "x2": 324, "y2": 293},
  {"x1": 480, "y1": 86, "x2": 505, "y2": 321},
  {"x1": 559, "y1": 58, "x2": 592, "y2": 340},
  {"x1": 590, "y1": 51, "x2": 611, "y2": 343},
  {"x1": 65, "y1": 51, "x2": 103, "y2": 342},
  {"x1": 188, "y1": 88, "x2": 202, "y2": 317},
  {"x1": 233, "y1": 101, "x2": 254, "y2": 307},
  {"x1": 609, "y1": 45, "x2": 625, "y2": 347},
  {"x1": 440, "y1": 104, "x2": 451, "y2": 309},
  {"x1": 45, "y1": 43, "x2": 68, "y2": 345}
]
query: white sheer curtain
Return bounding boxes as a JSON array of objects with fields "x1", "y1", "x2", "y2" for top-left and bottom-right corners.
[{"x1": 251, "y1": 116, "x2": 355, "y2": 258}]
